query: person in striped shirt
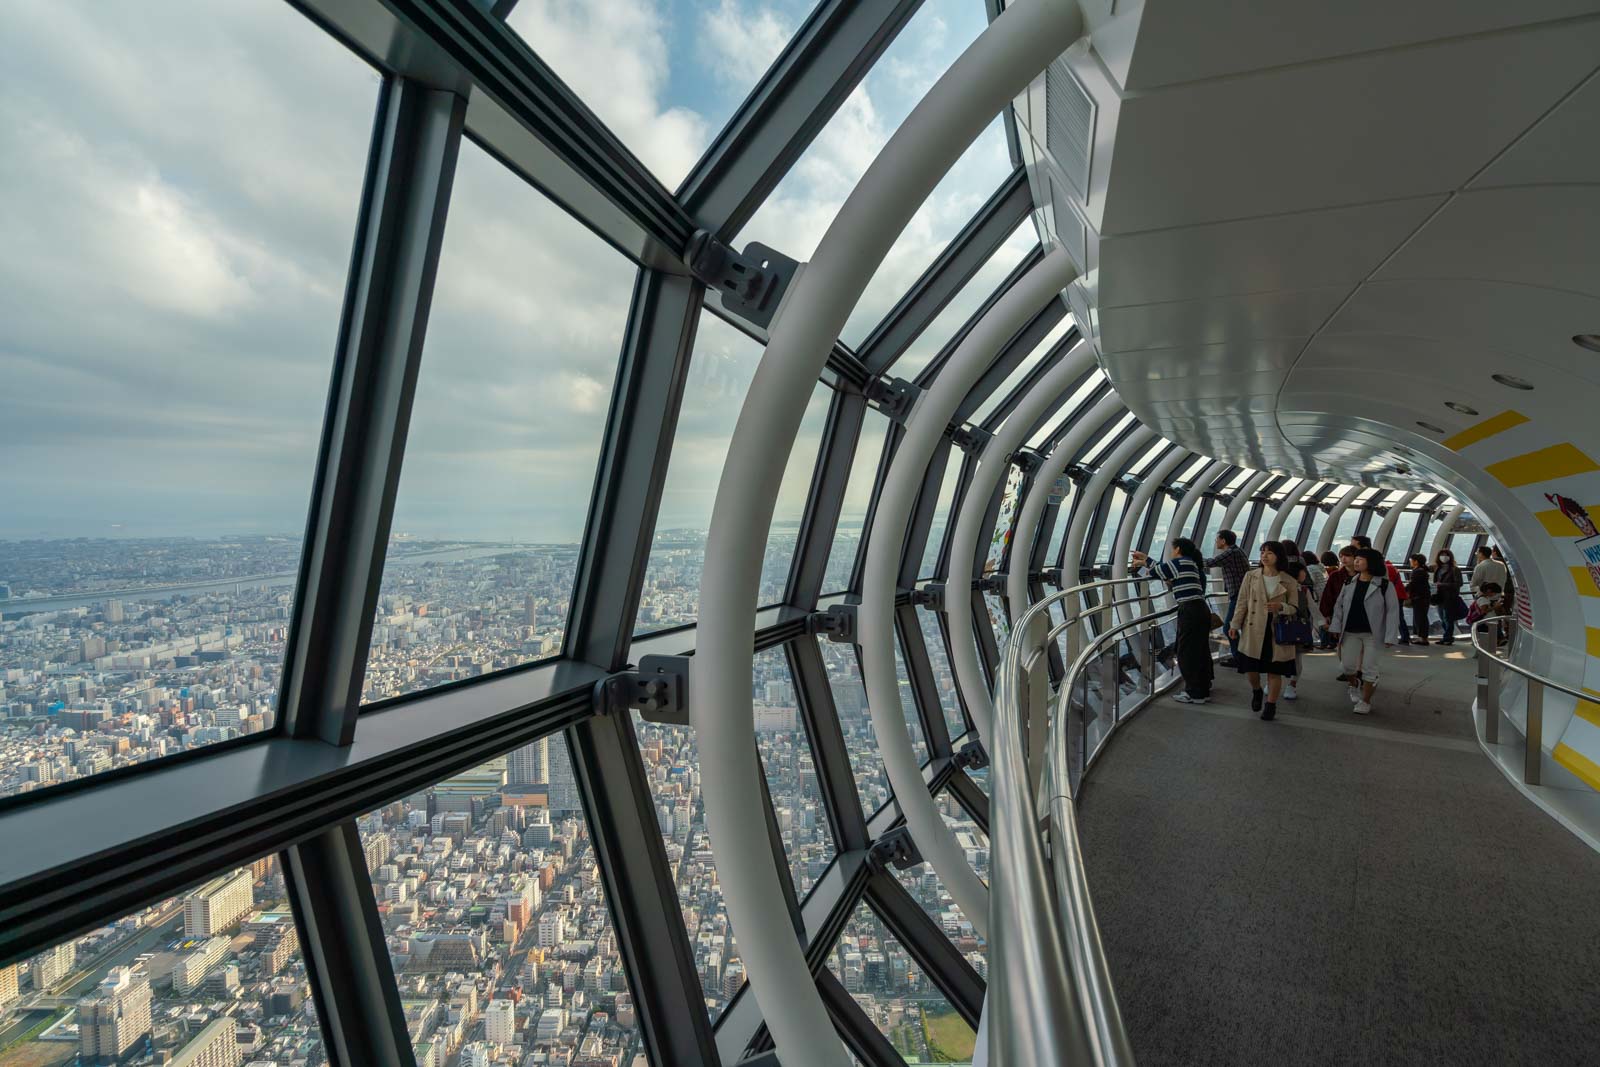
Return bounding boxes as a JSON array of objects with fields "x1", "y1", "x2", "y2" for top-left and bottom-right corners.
[{"x1": 1131, "y1": 537, "x2": 1213, "y2": 704}]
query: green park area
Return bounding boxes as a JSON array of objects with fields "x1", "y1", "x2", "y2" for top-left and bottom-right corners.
[{"x1": 921, "y1": 1006, "x2": 977, "y2": 1064}]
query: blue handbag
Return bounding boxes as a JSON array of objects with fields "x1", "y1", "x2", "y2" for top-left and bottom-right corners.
[{"x1": 1274, "y1": 615, "x2": 1314, "y2": 646}]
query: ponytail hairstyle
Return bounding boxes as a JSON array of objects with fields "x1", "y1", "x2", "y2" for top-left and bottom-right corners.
[{"x1": 1171, "y1": 537, "x2": 1202, "y2": 564}]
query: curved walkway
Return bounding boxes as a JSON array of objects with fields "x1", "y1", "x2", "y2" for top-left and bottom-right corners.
[{"x1": 1077, "y1": 644, "x2": 1600, "y2": 1065}]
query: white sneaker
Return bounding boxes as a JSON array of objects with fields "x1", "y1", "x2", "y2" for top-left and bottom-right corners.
[
  {"x1": 1173, "y1": 692, "x2": 1207, "y2": 705},
  {"x1": 1283, "y1": 684, "x2": 1297, "y2": 701},
  {"x1": 1353, "y1": 700, "x2": 1372, "y2": 715}
]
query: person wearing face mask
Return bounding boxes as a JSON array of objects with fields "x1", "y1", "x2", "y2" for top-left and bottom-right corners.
[{"x1": 1433, "y1": 548, "x2": 1465, "y2": 644}]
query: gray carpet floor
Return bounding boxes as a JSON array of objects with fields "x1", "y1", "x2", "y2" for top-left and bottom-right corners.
[{"x1": 1076, "y1": 645, "x2": 1600, "y2": 1066}]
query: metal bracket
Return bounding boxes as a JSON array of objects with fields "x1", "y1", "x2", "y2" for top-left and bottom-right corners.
[
  {"x1": 807, "y1": 604, "x2": 858, "y2": 644},
  {"x1": 1165, "y1": 486, "x2": 1187, "y2": 501},
  {"x1": 1030, "y1": 568, "x2": 1062, "y2": 586},
  {"x1": 1065, "y1": 463, "x2": 1091, "y2": 484},
  {"x1": 977, "y1": 574, "x2": 1008, "y2": 594},
  {"x1": 864, "y1": 376, "x2": 920, "y2": 423},
  {"x1": 953, "y1": 739, "x2": 989, "y2": 772},
  {"x1": 1116, "y1": 475, "x2": 1141, "y2": 492},
  {"x1": 1011, "y1": 448, "x2": 1044, "y2": 475},
  {"x1": 951, "y1": 423, "x2": 992, "y2": 453},
  {"x1": 911, "y1": 582, "x2": 946, "y2": 612},
  {"x1": 594, "y1": 654, "x2": 689, "y2": 725},
  {"x1": 869, "y1": 826, "x2": 923, "y2": 871},
  {"x1": 684, "y1": 232, "x2": 798, "y2": 330}
]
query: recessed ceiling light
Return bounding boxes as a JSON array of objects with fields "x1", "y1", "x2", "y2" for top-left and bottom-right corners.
[
  {"x1": 1417, "y1": 421, "x2": 1446, "y2": 434},
  {"x1": 1574, "y1": 334, "x2": 1600, "y2": 353},
  {"x1": 1492, "y1": 373, "x2": 1534, "y2": 390},
  {"x1": 1444, "y1": 401, "x2": 1478, "y2": 415}
]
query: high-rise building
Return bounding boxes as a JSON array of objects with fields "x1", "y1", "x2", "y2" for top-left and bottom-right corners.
[
  {"x1": 183, "y1": 868, "x2": 254, "y2": 938},
  {"x1": 31, "y1": 940, "x2": 76, "y2": 991},
  {"x1": 0, "y1": 962, "x2": 18, "y2": 1010},
  {"x1": 168, "y1": 1018, "x2": 242, "y2": 1067},
  {"x1": 77, "y1": 967, "x2": 152, "y2": 1063},
  {"x1": 545, "y1": 741, "x2": 580, "y2": 814},
  {"x1": 103, "y1": 599, "x2": 124, "y2": 624},
  {"x1": 524, "y1": 595, "x2": 538, "y2": 628},
  {"x1": 508, "y1": 737, "x2": 548, "y2": 787},
  {"x1": 485, "y1": 997, "x2": 516, "y2": 1045}
]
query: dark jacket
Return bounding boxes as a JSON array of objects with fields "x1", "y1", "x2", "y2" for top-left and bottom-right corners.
[
  {"x1": 1406, "y1": 564, "x2": 1431, "y2": 608},
  {"x1": 1320, "y1": 566, "x2": 1351, "y2": 620},
  {"x1": 1434, "y1": 562, "x2": 1464, "y2": 599}
]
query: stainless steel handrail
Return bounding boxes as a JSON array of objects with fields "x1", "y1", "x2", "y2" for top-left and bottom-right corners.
[{"x1": 1468, "y1": 614, "x2": 1563, "y2": 785}]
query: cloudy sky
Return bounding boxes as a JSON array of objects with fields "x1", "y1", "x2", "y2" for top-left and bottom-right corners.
[{"x1": 0, "y1": 0, "x2": 1029, "y2": 543}]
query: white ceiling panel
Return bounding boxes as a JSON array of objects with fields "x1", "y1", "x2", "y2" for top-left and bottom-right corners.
[
  {"x1": 1097, "y1": 287, "x2": 1346, "y2": 353},
  {"x1": 1121, "y1": 2, "x2": 1600, "y2": 90},
  {"x1": 1374, "y1": 186, "x2": 1600, "y2": 299},
  {"x1": 1102, "y1": 18, "x2": 1600, "y2": 233},
  {"x1": 1095, "y1": 196, "x2": 1441, "y2": 308},
  {"x1": 1101, "y1": 338, "x2": 1305, "y2": 380},
  {"x1": 1472, "y1": 68, "x2": 1600, "y2": 188}
]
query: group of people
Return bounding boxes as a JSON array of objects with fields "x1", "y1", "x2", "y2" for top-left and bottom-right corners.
[{"x1": 1131, "y1": 530, "x2": 1514, "y2": 721}]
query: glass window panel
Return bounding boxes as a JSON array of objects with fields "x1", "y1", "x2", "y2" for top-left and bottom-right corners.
[
  {"x1": 822, "y1": 412, "x2": 891, "y2": 595},
  {"x1": 842, "y1": 120, "x2": 1016, "y2": 346},
  {"x1": 918, "y1": 453, "x2": 965, "y2": 579},
  {"x1": 356, "y1": 738, "x2": 646, "y2": 1059},
  {"x1": 1130, "y1": 442, "x2": 1170, "y2": 478},
  {"x1": 1387, "y1": 509, "x2": 1424, "y2": 561},
  {"x1": 916, "y1": 607, "x2": 968, "y2": 744},
  {"x1": 751, "y1": 645, "x2": 836, "y2": 897},
  {"x1": 895, "y1": 224, "x2": 1038, "y2": 381},
  {"x1": 637, "y1": 319, "x2": 828, "y2": 633},
  {"x1": 1084, "y1": 413, "x2": 1137, "y2": 468},
  {"x1": 1026, "y1": 371, "x2": 1104, "y2": 450},
  {"x1": 1303, "y1": 500, "x2": 1333, "y2": 553},
  {"x1": 0, "y1": 0, "x2": 374, "y2": 797},
  {"x1": 362, "y1": 142, "x2": 636, "y2": 703},
  {"x1": 1046, "y1": 487, "x2": 1075, "y2": 565},
  {"x1": 827, "y1": 902, "x2": 979, "y2": 1063},
  {"x1": 1221, "y1": 469, "x2": 1254, "y2": 493},
  {"x1": 819, "y1": 640, "x2": 888, "y2": 816},
  {"x1": 969, "y1": 318, "x2": 1075, "y2": 427},
  {"x1": 1331, "y1": 504, "x2": 1364, "y2": 546},
  {"x1": 893, "y1": 641, "x2": 930, "y2": 768},
  {"x1": 983, "y1": 591, "x2": 1010, "y2": 647},
  {"x1": 1174, "y1": 455, "x2": 1213, "y2": 485},
  {"x1": 1092, "y1": 489, "x2": 1130, "y2": 565},
  {"x1": 742, "y1": 0, "x2": 995, "y2": 282},
  {"x1": 1146, "y1": 494, "x2": 1179, "y2": 555},
  {"x1": 3, "y1": 859, "x2": 323, "y2": 1064},
  {"x1": 1199, "y1": 502, "x2": 1229, "y2": 552},
  {"x1": 505, "y1": 0, "x2": 818, "y2": 190}
]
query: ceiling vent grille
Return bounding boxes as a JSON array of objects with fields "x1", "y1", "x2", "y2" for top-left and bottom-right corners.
[
  {"x1": 1047, "y1": 173, "x2": 1087, "y2": 272},
  {"x1": 1045, "y1": 58, "x2": 1095, "y2": 201}
]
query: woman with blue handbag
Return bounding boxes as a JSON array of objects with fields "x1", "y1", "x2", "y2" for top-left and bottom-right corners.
[{"x1": 1227, "y1": 541, "x2": 1306, "y2": 721}]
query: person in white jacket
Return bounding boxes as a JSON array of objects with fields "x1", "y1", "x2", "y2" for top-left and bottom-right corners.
[{"x1": 1328, "y1": 548, "x2": 1402, "y2": 715}]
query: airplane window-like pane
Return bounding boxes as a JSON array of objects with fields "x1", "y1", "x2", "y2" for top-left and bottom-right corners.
[
  {"x1": 357, "y1": 738, "x2": 646, "y2": 1060},
  {"x1": 3, "y1": 860, "x2": 324, "y2": 1064},
  {"x1": 893, "y1": 222, "x2": 1038, "y2": 381},
  {"x1": 1084, "y1": 413, "x2": 1138, "y2": 468},
  {"x1": 1331, "y1": 506, "x2": 1364, "y2": 546},
  {"x1": 362, "y1": 141, "x2": 637, "y2": 703},
  {"x1": 505, "y1": 0, "x2": 819, "y2": 190},
  {"x1": 1145, "y1": 494, "x2": 1179, "y2": 555},
  {"x1": 822, "y1": 411, "x2": 891, "y2": 595},
  {"x1": 0, "y1": 0, "x2": 375, "y2": 797},
  {"x1": 827, "y1": 902, "x2": 979, "y2": 1064},
  {"x1": 637, "y1": 318, "x2": 828, "y2": 633},
  {"x1": 843, "y1": 119, "x2": 1016, "y2": 347}
]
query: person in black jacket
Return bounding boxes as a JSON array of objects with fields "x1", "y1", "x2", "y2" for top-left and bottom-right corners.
[
  {"x1": 1433, "y1": 548, "x2": 1465, "y2": 644},
  {"x1": 1405, "y1": 553, "x2": 1432, "y2": 644}
]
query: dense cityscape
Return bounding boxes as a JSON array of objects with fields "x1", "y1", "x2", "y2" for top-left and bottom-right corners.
[{"x1": 2, "y1": 534, "x2": 987, "y2": 1065}]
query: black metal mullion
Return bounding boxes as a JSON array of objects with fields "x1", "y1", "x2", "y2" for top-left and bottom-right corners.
[
  {"x1": 788, "y1": 639, "x2": 872, "y2": 854},
  {"x1": 790, "y1": 388, "x2": 867, "y2": 608},
  {"x1": 896, "y1": 604, "x2": 954, "y2": 759},
  {"x1": 567, "y1": 710, "x2": 723, "y2": 1067},
  {"x1": 914, "y1": 245, "x2": 1044, "y2": 391},
  {"x1": 817, "y1": 966, "x2": 909, "y2": 1067},
  {"x1": 863, "y1": 871, "x2": 985, "y2": 1027},
  {"x1": 566, "y1": 270, "x2": 702, "y2": 671},
  {"x1": 280, "y1": 79, "x2": 466, "y2": 745},
  {"x1": 945, "y1": 770, "x2": 990, "y2": 837},
  {"x1": 860, "y1": 169, "x2": 1034, "y2": 374},
  {"x1": 283, "y1": 824, "x2": 416, "y2": 1067}
]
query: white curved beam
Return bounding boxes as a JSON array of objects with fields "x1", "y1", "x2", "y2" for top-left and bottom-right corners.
[
  {"x1": 943, "y1": 339, "x2": 1097, "y2": 742},
  {"x1": 1315, "y1": 486, "x2": 1362, "y2": 556},
  {"x1": 1004, "y1": 395, "x2": 1126, "y2": 623},
  {"x1": 1217, "y1": 470, "x2": 1274, "y2": 542},
  {"x1": 1374, "y1": 491, "x2": 1422, "y2": 555},
  {"x1": 1163, "y1": 460, "x2": 1227, "y2": 553},
  {"x1": 690, "y1": 2, "x2": 1086, "y2": 1060},
  {"x1": 1110, "y1": 446, "x2": 1191, "y2": 625},
  {"x1": 1059, "y1": 426, "x2": 1158, "y2": 584},
  {"x1": 1429, "y1": 502, "x2": 1467, "y2": 561},
  {"x1": 864, "y1": 247, "x2": 1080, "y2": 941},
  {"x1": 1265, "y1": 479, "x2": 1314, "y2": 544}
]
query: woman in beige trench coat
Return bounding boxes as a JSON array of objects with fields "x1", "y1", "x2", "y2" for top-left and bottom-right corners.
[{"x1": 1227, "y1": 541, "x2": 1302, "y2": 721}]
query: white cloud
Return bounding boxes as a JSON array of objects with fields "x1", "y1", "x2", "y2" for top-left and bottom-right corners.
[
  {"x1": 698, "y1": 0, "x2": 796, "y2": 89},
  {"x1": 509, "y1": 0, "x2": 710, "y2": 186}
]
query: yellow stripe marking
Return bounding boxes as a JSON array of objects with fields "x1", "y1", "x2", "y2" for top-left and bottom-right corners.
[
  {"x1": 1537, "y1": 506, "x2": 1600, "y2": 537},
  {"x1": 1443, "y1": 410, "x2": 1529, "y2": 451},
  {"x1": 1572, "y1": 567, "x2": 1600, "y2": 598},
  {"x1": 1486, "y1": 443, "x2": 1600, "y2": 488},
  {"x1": 1589, "y1": 628, "x2": 1600, "y2": 658},
  {"x1": 1553, "y1": 743, "x2": 1600, "y2": 793},
  {"x1": 1577, "y1": 689, "x2": 1600, "y2": 729}
]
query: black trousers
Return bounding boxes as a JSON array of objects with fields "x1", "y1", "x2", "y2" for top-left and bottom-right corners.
[
  {"x1": 1176, "y1": 599, "x2": 1214, "y2": 698},
  {"x1": 1411, "y1": 602, "x2": 1430, "y2": 639}
]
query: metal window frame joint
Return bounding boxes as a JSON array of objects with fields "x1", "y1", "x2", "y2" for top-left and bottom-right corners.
[
  {"x1": 684, "y1": 231, "x2": 799, "y2": 329},
  {"x1": 594, "y1": 654, "x2": 690, "y2": 725}
]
